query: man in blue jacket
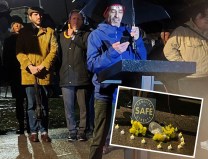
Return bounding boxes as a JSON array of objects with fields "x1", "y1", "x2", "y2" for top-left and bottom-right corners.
[{"x1": 87, "y1": 1, "x2": 147, "y2": 158}]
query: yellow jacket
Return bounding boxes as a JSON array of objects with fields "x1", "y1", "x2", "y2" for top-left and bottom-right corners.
[
  {"x1": 16, "y1": 23, "x2": 58, "y2": 85},
  {"x1": 164, "y1": 19, "x2": 208, "y2": 77}
]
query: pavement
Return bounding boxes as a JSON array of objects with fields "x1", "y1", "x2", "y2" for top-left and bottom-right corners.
[
  {"x1": 0, "y1": 87, "x2": 124, "y2": 159},
  {"x1": 0, "y1": 128, "x2": 124, "y2": 159}
]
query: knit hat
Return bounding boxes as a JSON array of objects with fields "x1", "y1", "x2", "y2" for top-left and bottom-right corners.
[
  {"x1": 107, "y1": 0, "x2": 122, "y2": 6},
  {"x1": 103, "y1": 0, "x2": 124, "y2": 18},
  {"x1": 10, "y1": 15, "x2": 23, "y2": 25}
]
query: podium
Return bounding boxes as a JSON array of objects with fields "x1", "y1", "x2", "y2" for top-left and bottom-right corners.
[
  {"x1": 97, "y1": 60, "x2": 196, "y2": 159},
  {"x1": 98, "y1": 60, "x2": 196, "y2": 83}
]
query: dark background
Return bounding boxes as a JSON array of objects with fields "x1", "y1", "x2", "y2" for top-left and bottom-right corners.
[{"x1": 2, "y1": 0, "x2": 207, "y2": 29}]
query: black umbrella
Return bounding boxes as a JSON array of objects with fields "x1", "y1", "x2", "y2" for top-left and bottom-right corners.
[
  {"x1": 122, "y1": 0, "x2": 170, "y2": 25},
  {"x1": 80, "y1": 0, "x2": 170, "y2": 25},
  {"x1": 0, "y1": 0, "x2": 10, "y2": 13}
]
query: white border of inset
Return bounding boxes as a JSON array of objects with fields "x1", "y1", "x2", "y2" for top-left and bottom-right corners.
[{"x1": 110, "y1": 85, "x2": 204, "y2": 158}]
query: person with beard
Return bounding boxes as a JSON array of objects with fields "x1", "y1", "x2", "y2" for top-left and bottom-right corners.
[
  {"x1": 16, "y1": 7, "x2": 58, "y2": 142},
  {"x1": 87, "y1": 0, "x2": 147, "y2": 158}
]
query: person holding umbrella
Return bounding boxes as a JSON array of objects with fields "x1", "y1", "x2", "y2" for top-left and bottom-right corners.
[
  {"x1": 16, "y1": 7, "x2": 58, "y2": 142},
  {"x1": 87, "y1": 0, "x2": 147, "y2": 158}
]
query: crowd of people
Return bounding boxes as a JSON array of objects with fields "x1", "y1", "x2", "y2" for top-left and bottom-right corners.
[{"x1": 0, "y1": 0, "x2": 208, "y2": 159}]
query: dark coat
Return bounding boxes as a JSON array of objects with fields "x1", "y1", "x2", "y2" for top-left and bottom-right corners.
[
  {"x1": 59, "y1": 29, "x2": 91, "y2": 87},
  {"x1": 3, "y1": 33, "x2": 25, "y2": 98},
  {"x1": 3, "y1": 33, "x2": 20, "y2": 82}
]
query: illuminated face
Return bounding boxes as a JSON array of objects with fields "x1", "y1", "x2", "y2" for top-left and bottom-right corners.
[
  {"x1": 12, "y1": 22, "x2": 22, "y2": 33},
  {"x1": 106, "y1": 5, "x2": 124, "y2": 27},
  {"x1": 29, "y1": 12, "x2": 42, "y2": 27},
  {"x1": 68, "y1": 12, "x2": 83, "y2": 30}
]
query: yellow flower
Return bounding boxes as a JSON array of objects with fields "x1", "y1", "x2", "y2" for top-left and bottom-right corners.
[
  {"x1": 132, "y1": 121, "x2": 140, "y2": 129},
  {"x1": 129, "y1": 127, "x2": 136, "y2": 134},
  {"x1": 130, "y1": 120, "x2": 147, "y2": 136},
  {"x1": 135, "y1": 130, "x2": 139, "y2": 136},
  {"x1": 141, "y1": 127, "x2": 147, "y2": 136},
  {"x1": 153, "y1": 133, "x2": 166, "y2": 142}
]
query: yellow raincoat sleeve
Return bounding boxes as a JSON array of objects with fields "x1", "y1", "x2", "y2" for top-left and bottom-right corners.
[{"x1": 40, "y1": 29, "x2": 58, "y2": 70}]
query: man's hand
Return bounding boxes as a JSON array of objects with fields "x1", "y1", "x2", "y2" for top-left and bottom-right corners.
[
  {"x1": 37, "y1": 65, "x2": 45, "y2": 72},
  {"x1": 67, "y1": 27, "x2": 74, "y2": 37},
  {"x1": 67, "y1": 23, "x2": 77, "y2": 36},
  {"x1": 28, "y1": 65, "x2": 39, "y2": 75},
  {"x1": 131, "y1": 26, "x2": 140, "y2": 40},
  {"x1": 112, "y1": 41, "x2": 130, "y2": 54}
]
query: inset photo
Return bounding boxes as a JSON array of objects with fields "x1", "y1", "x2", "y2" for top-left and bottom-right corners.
[{"x1": 110, "y1": 86, "x2": 203, "y2": 158}]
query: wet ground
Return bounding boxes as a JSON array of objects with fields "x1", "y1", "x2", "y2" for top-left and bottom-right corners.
[
  {"x1": 0, "y1": 95, "x2": 124, "y2": 159},
  {"x1": 0, "y1": 128, "x2": 124, "y2": 159},
  {"x1": 1, "y1": 86, "x2": 208, "y2": 159}
]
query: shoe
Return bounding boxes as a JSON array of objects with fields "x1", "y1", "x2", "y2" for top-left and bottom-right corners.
[
  {"x1": 29, "y1": 133, "x2": 39, "y2": 142},
  {"x1": 77, "y1": 133, "x2": 87, "y2": 141},
  {"x1": 41, "y1": 133, "x2": 51, "y2": 142},
  {"x1": 68, "y1": 133, "x2": 77, "y2": 142}
]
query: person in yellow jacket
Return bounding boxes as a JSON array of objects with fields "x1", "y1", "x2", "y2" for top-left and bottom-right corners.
[{"x1": 16, "y1": 7, "x2": 58, "y2": 142}]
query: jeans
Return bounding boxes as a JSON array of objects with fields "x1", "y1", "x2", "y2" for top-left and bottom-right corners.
[
  {"x1": 89, "y1": 99, "x2": 112, "y2": 159},
  {"x1": 86, "y1": 91, "x2": 95, "y2": 132},
  {"x1": 25, "y1": 85, "x2": 49, "y2": 133},
  {"x1": 62, "y1": 86, "x2": 88, "y2": 134}
]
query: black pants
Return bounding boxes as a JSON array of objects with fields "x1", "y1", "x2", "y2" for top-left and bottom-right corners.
[{"x1": 89, "y1": 99, "x2": 112, "y2": 159}]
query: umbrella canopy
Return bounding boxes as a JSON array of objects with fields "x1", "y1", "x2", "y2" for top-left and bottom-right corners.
[
  {"x1": 0, "y1": 0, "x2": 10, "y2": 13},
  {"x1": 122, "y1": 0, "x2": 170, "y2": 25},
  {"x1": 81, "y1": 0, "x2": 170, "y2": 25}
]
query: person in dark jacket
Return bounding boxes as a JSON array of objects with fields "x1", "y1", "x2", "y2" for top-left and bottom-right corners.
[
  {"x1": 87, "y1": 1, "x2": 147, "y2": 158},
  {"x1": 3, "y1": 15, "x2": 28, "y2": 134},
  {"x1": 59, "y1": 10, "x2": 92, "y2": 141}
]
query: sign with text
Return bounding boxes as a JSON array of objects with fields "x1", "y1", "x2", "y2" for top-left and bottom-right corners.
[{"x1": 132, "y1": 96, "x2": 156, "y2": 124}]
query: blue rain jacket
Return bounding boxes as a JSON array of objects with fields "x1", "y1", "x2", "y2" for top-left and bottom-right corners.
[{"x1": 87, "y1": 23, "x2": 147, "y2": 103}]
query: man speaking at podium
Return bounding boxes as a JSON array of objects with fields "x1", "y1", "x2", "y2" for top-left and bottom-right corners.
[{"x1": 87, "y1": 0, "x2": 147, "y2": 158}]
